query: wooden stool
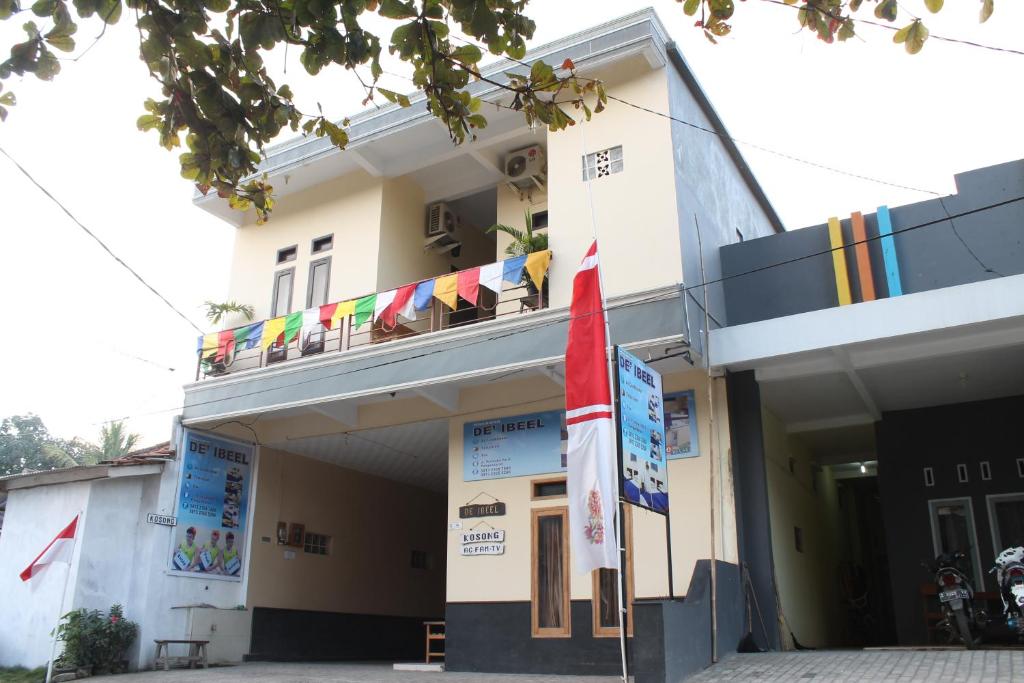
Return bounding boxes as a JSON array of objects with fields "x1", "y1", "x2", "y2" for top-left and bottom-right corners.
[
  {"x1": 153, "y1": 639, "x2": 209, "y2": 671},
  {"x1": 423, "y1": 621, "x2": 445, "y2": 663}
]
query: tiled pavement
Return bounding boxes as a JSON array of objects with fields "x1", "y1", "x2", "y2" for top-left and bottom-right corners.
[{"x1": 87, "y1": 649, "x2": 1024, "y2": 682}]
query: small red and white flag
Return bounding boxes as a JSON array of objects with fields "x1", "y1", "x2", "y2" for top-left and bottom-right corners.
[
  {"x1": 19, "y1": 515, "x2": 79, "y2": 582},
  {"x1": 565, "y1": 242, "x2": 619, "y2": 574}
]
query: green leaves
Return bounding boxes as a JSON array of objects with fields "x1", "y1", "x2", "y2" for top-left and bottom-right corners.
[
  {"x1": 924, "y1": 0, "x2": 943, "y2": 13},
  {"x1": 893, "y1": 19, "x2": 929, "y2": 54},
  {"x1": 874, "y1": 0, "x2": 898, "y2": 22},
  {"x1": 377, "y1": 87, "x2": 410, "y2": 107},
  {"x1": 0, "y1": 82, "x2": 13, "y2": 121},
  {"x1": 379, "y1": 0, "x2": 415, "y2": 20}
]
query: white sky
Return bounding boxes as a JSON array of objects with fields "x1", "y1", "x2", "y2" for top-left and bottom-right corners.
[{"x1": 0, "y1": 0, "x2": 1020, "y2": 445}]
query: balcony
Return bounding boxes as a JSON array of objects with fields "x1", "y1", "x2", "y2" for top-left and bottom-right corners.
[{"x1": 195, "y1": 252, "x2": 552, "y2": 380}]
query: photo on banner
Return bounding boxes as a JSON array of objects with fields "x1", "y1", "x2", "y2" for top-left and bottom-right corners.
[
  {"x1": 168, "y1": 429, "x2": 255, "y2": 581},
  {"x1": 617, "y1": 347, "x2": 668, "y2": 514},
  {"x1": 463, "y1": 410, "x2": 567, "y2": 481},
  {"x1": 664, "y1": 389, "x2": 699, "y2": 459}
]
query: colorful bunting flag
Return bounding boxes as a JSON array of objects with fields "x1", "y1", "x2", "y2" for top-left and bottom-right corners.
[
  {"x1": 198, "y1": 333, "x2": 218, "y2": 359},
  {"x1": 216, "y1": 329, "x2": 236, "y2": 362},
  {"x1": 413, "y1": 280, "x2": 435, "y2": 310},
  {"x1": 233, "y1": 322, "x2": 264, "y2": 351},
  {"x1": 354, "y1": 294, "x2": 376, "y2": 329},
  {"x1": 283, "y1": 311, "x2": 303, "y2": 345},
  {"x1": 261, "y1": 317, "x2": 286, "y2": 349},
  {"x1": 332, "y1": 300, "x2": 356, "y2": 328},
  {"x1": 374, "y1": 289, "x2": 398, "y2": 325},
  {"x1": 524, "y1": 250, "x2": 552, "y2": 291},
  {"x1": 393, "y1": 284, "x2": 417, "y2": 323},
  {"x1": 319, "y1": 302, "x2": 338, "y2": 329},
  {"x1": 457, "y1": 267, "x2": 481, "y2": 306},
  {"x1": 433, "y1": 273, "x2": 459, "y2": 309},
  {"x1": 479, "y1": 261, "x2": 504, "y2": 294},
  {"x1": 300, "y1": 307, "x2": 321, "y2": 348},
  {"x1": 502, "y1": 255, "x2": 528, "y2": 284}
]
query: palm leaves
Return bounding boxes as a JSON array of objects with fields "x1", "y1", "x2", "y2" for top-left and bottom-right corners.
[
  {"x1": 204, "y1": 300, "x2": 255, "y2": 325},
  {"x1": 486, "y1": 210, "x2": 548, "y2": 257}
]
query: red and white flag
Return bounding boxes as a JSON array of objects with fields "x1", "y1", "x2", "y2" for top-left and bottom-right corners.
[
  {"x1": 19, "y1": 515, "x2": 79, "y2": 582},
  {"x1": 565, "y1": 242, "x2": 619, "y2": 574}
]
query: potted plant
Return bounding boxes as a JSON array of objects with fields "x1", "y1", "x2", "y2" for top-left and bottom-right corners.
[
  {"x1": 200, "y1": 301, "x2": 255, "y2": 375},
  {"x1": 486, "y1": 210, "x2": 549, "y2": 306}
]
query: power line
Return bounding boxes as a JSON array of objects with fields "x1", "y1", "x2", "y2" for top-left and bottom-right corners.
[
  {"x1": 760, "y1": 0, "x2": 1024, "y2": 58},
  {"x1": 445, "y1": 34, "x2": 944, "y2": 197},
  {"x1": 101, "y1": 194, "x2": 1023, "y2": 425},
  {"x1": 0, "y1": 146, "x2": 206, "y2": 336}
]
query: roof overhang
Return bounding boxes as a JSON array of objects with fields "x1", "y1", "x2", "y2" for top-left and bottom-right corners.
[{"x1": 0, "y1": 462, "x2": 166, "y2": 492}]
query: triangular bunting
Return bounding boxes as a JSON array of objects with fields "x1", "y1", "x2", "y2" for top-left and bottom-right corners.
[
  {"x1": 283, "y1": 311, "x2": 303, "y2": 345},
  {"x1": 502, "y1": 255, "x2": 528, "y2": 284},
  {"x1": 375, "y1": 289, "x2": 398, "y2": 325},
  {"x1": 319, "y1": 303, "x2": 338, "y2": 330},
  {"x1": 433, "y1": 273, "x2": 459, "y2": 309},
  {"x1": 413, "y1": 279, "x2": 435, "y2": 310},
  {"x1": 300, "y1": 307, "x2": 321, "y2": 347},
  {"x1": 457, "y1": 267, "x2": 481, "y2": 306},
  {"x1": 216, "y1": 329, "x2": 236, "y2": 362},
  {"x1": 332, "y1": 300, "x2": 356, "y2": 329},
  {"x1": 524, "y1": 250, "x2": 552, "y2": 291},
  {"x1": 392, "y1": 284, "x2": 418, "y2": 324},
  {"x1": 354, "y1": 294, "x2": 376, "y2": 329},
  {"x1": 261, "y1": 317, "x2": 286, "y2": 349},
  {"x1": 199, "y1": 333, "x2": 218, "y2": 359},
  {"x1": 479, "y1": 261, "x2": 504, "y2": 294},
  {"x1": 233, "y1": 322, "x2": 264, "y2": 351}
]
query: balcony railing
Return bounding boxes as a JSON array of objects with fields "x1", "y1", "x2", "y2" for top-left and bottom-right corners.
[{"x1": 196, "y1": 252, "x2": 551, "y2": 380}]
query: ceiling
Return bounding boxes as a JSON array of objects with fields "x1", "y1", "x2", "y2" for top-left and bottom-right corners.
[{"x1": 269, "y1": 418, "x2": 449, "y2": 493}]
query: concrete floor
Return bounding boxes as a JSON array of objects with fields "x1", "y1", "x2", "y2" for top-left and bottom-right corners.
[{"x1": 88, "y1": 649, "x2": 1024, "y2": 682}]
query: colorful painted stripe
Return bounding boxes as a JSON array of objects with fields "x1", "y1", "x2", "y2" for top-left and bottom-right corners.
[
  {"x1": 827, "y1": 216, "x2": 853, "y2": 306},
  {"x1": 849, "y1": 212, "x2": 876, "y2": 302},
  {"x1": 876, "y1": 205, "x2": 903, "y2": 297}
]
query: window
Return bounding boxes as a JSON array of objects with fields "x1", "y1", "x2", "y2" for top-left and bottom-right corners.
[
  {"x1": 928, "y1": 498, "x2": 982, "y2": 588},
  {"x1": 303, "y1": 532, "x2": 330, "y2": 556},
  {"x1": 276, "y1": 245, "x2": 297, "y2": 264},
  {"x1": 532, "y1": 507, "x2": 570, "y2": 637},
  {"x1": 532, "y1": 477, "x2": 567, "y2": 500},
  {"x1": 923, "y1": 467, "x2": 935, "y2": 487},
  {"x1": 980, "y1": 461, "x2": 992, "y2": 481},
  {"x1": 582, "y1": 146, "x2": 623, "y2": 181},
  {"x1": 592, "y1": 506, "x2": 634, "y2": 637},
  {"x1": 532, "y1": 211, "x2": 549, "y2": 230},
  {"x1": 957, "y1": 463, "x2": 969, "y2": 483},
  {"x1": 306, "y1": 257, "x2": 331, "y2": 308},
  {"x1": 988, "y1": 494, "x2": 1024, "y2": 552},
  {"x1": 271, "y1": 267, "x2": 295, "y2": 318},
  {"x1": 312, "y1": 234, "x2": 333, "y2": 254}
]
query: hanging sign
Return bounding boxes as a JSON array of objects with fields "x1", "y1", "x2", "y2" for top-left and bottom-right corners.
[
  {"x1": 463, "y1": 410, "x2": 566, "y2": 481},
  {"x1": 147, "y1": 513, "x2": 177, "y2": 527},
  {"x1": 168, "y1": 429, "x2": 255, "y2": 581},
  {"x1": 461, "y1": 529, "x2": 505, "y2": 545},
  {"x1": 664, "y1": 390, "x2": 699, "y2": 459},
  {"x1": 617, "y1": 347, "x2": 669, "y2": 514},
  {"x1": 461, "y1": 543, "x2": 505, "y2": 556},
  {"x1": 459, "y1": 502, "x2": 506, "y2": 518}
]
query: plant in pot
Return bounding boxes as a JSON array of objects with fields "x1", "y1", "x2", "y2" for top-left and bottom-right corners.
[{"x1": 486, "y1": 210, "x2": 549, "y2": 307}]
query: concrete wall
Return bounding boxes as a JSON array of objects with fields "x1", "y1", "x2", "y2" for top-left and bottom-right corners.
[
  {"x1": 246, "y1": 446, "x2": 446, "y2": 618},
  {"x1": 877, "y1": 393, "x2": 1024, "y2": 645},
  {"x1": 761, "y1": 409, "x2": 844, "y2": 648}
]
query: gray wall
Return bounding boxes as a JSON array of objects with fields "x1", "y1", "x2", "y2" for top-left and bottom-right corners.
[
  {"x1": 876, "y1": 394, "x2": 1024, "y2": 645},
  {"x1": 721, "y1": 160, "x2": 1024, "y2": 326},
  {"x1": 665, "y1": 44, "x2": 781, "y2": 348}
]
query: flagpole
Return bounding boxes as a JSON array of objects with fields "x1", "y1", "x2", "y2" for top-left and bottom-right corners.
[
  {"x1": 580, "y1": 118, "x2": 629, "y2": 683},
  {"x1": 45, "y1": 510, "x2": 82, "y2": 683}
]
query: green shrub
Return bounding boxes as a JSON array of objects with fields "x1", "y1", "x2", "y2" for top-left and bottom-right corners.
[{"x1": 55, "y1": 605, "x2": 138, "y2": 674}]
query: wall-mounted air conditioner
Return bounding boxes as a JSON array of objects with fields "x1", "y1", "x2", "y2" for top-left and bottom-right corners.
[
  {"x1": 426, "y1": 202, "x2": 460, "y2": 237},
  {"x1": 504, "y1": 145, "x2": 546, "y2": 192}
]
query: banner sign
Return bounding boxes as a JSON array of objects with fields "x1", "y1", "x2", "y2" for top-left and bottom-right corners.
[
  {"x1": 664, "y1": 390, "x2": 699, "y2": 459},
  {"x1": 617, "y1": 348, "x2": 669, "y2": 514},
  {"x1": 459, "y1": 502, "x2": 506, "y2": 519},
  {"x1": 463, "y1": 410, "x2": 566, "y2": 481},
  {"x1": 168, "y1": 429, "x2": 255, "y2": 581}
]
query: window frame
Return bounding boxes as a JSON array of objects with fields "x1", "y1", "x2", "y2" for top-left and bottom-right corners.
[
  {"x1": 592, "y1": 505, "x2": 635, "y2": 638},
  {"x1": 270, "y1": 267, "x2": 296, "y2": 318},
  {"x1": 581, "y1": 145, "x2": 624, "y2": 181},
  {"x1": 531, "y1": 476, "x2": 567, "y2": 501},
  {"x1": 305, "y1": 256, "x2": 332, "y2": 309},
  {"x1": 986, "y1": 492, "x2": 1024, "y2": 556},
  {"x1": 531, "y1": 506, "x2": 571, "y2": 638},
  {"x1": 276, "y1": 244, "x2": 298, "y2": 264},
  {"x1": 927, "y1": 496, "x2": 984, "y2": 589},
  {"x1": 302, "y1": 532, "x2": 330, "y2": 556},
  {"x1": 311, "y1": 233, "x2": 334, "y2": 254}
]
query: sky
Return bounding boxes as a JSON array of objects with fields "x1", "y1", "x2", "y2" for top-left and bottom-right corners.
[{"x1": 0, "y1": 0, "x2": 1021, "y2": 446}]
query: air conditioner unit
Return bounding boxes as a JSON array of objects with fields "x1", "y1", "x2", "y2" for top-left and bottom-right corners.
[
  {"x1": 426, "y1": 202, "x2": 460, "y2": 237},
  {"x1": 504, "y1": 145, "x2": 546, "y2": 191}
]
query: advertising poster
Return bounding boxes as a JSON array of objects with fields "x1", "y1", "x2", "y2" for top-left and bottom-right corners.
[
  {"x1": 169, "y1": 429, "x2": 255, "y2": 581},
  {"x1": 664, "y1": 390, "x2": 699, "y2": 459},
  {"x1": 463, "y1": 410, "x2": 566, "y2": 481},
  {"x1": 617, "y1": 348, "x2": 669, "y2": 514}
]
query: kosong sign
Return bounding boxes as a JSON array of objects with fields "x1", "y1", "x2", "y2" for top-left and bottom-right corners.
[
  {"x1": 168, "y1": 429, "x2": 255, "y2": 581},
  {"x1": 461, "y1": 528, "x2": 506, "y2": 556}
]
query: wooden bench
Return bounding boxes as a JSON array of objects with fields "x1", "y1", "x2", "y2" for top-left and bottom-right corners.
[
  {"x1": 423, "y1": 621, "x2": 445, "y2": 663},
  {"x1": 153, "y1": 639, "x2": 209, "y2": 671}
]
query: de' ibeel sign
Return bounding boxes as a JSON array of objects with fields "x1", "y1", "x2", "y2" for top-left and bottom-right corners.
[
  {"x1": 617, "y1": 347, "x2": 668, "y2": 513},
  {"x1": 463, "y1": 410, "x2": 566, "y2": 481},
  {"x1": 168, "y1": 429, "x2": 255, "y2": 581}
]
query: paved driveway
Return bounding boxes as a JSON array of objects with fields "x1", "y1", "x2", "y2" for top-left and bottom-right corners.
[{"x1": 89, "y1": 649, "x2": 1024, "y2": 682}]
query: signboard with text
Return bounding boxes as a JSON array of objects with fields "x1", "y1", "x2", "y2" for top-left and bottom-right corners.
[
  {"x1": 664, "y1": 390, "x2": 699, "y2": 459},
  {"x1": 462, "y1": 410, "x2": 566, "y2": 481},
  {"x1": 168, "y1": 429, "x2": 254, "y2": 581},
  {"x1": 461, "y1": 528, "x2": 506, "y2": 556},
  {"x1": 617, "y1": 347, "x2": 669, "y2": 514}
]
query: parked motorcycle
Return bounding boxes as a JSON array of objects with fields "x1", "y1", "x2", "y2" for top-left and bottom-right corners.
[
  {"x1": 992, "y1": 545, "x2": 1024, "y2": 640},
  {"x1": 925, "y1": 551, "x2": 984, "y2": 648}
]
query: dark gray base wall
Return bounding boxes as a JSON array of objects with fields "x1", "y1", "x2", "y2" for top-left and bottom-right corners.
[
  {"x1": 633, "y1": 561, "x2": 746, "y2": 683},
  {"x1": 247, "y1": 606, "x2": 440, "y2": 662},
  {"x1": 445, "y1": 601, "x2": 627, "y2": 675}
]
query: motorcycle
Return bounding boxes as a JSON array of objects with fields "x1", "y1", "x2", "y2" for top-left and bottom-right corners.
[
  {"x1": 992, "y1": 545, "x2": 1024, "y2": 640},
  {"x1": 925, "y1": 551, "x2": 984, "y2": 648}
]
